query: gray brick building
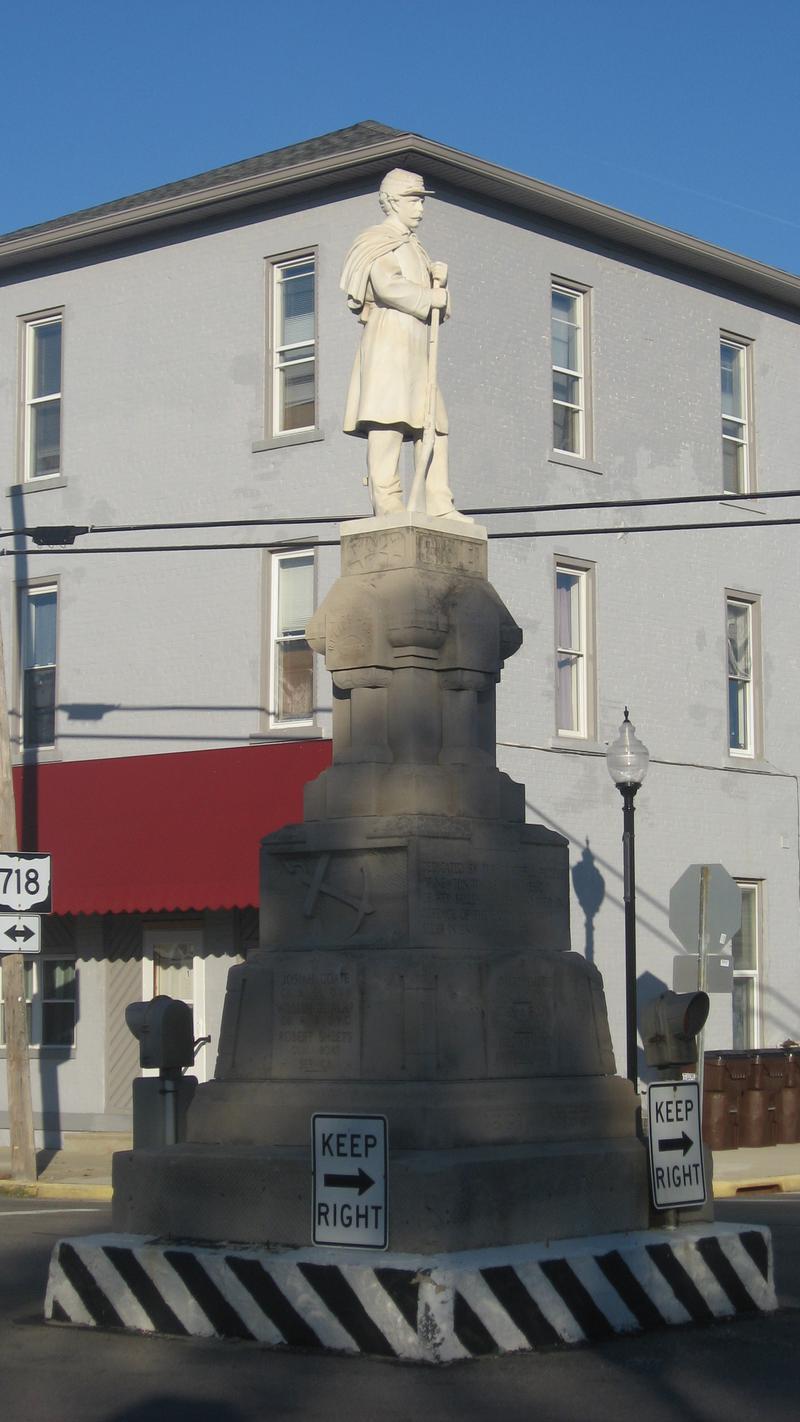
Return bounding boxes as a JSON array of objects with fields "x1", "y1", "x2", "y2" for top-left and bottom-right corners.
[{"x1": 0, "y1": 121, "x2": 797, "y2": 1142}]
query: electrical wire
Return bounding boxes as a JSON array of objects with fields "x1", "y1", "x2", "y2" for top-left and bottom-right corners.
[
  {"x1": 3, "y1": 486, "x2": 800, "y2": 545},
  {"x1": 4, "y1": 514, "x2": 800, "y2": 556}
]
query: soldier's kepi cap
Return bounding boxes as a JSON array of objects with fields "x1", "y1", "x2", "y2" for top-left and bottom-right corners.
[{"x1": 380, "y1": 167, "x2": 434, "y2": 197}]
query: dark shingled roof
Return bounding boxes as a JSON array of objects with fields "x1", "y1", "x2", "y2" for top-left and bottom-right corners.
[{"x1": 2, "y1": 120, "x2": 408, "y2": 243}]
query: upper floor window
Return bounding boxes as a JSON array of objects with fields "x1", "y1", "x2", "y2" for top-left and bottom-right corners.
[
  {"x1": 270, "y1": 254, "x2": 317, "y2": 437},
  {"x1": 721, "y1": 336, "x2": 753, "y2": 495},
  {"x1": 732, "y1": 881, "x2": 761, "y2": 1049},
  {"x1": 551, "y1": 282, "x2": 589, "y2": 458},
  {"x1": 270, "y1": 550, "x2": 315, "y2": 726},
  {"x1": 726, "y1": 592, "x2": 761, "y2": 758},
  {"x1": 555, "y1": 559, "x2": 596, "y2": 739},
  {"x1": 22, "y1": 313, "x2": 62, "y2": 480},
  {"x1": 20, "y1": 583, "x2": 58, "y2": 750}
]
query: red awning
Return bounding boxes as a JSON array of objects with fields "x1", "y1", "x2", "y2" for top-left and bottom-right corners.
[{"x1": 12, "y1": 741, "x2": 332, "y2": 916}]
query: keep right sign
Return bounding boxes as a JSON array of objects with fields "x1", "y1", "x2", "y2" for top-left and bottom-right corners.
[{"x1": 647, "y1": 1080, "x2": 707, "y2": 1210}]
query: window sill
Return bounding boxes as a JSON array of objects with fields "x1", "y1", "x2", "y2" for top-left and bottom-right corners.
[
  {"x1": 249, "y1": 726, "x2": 325, "y2": 743},
  {"x1": 548, "y1": 452, "x2": 603, "y2": 477},
  {"x1": 725, "y1": 753, "x2": 771, "y2": 772},
  {"x1": 12, "y1": 748, "x2": 63, "y2": 766},
  {"x1": 0, "y1": 1047, "x2": 76, "y2": 1059},
  {"x1": 252, "y1": 429, "x2": 324, "y2": 453},
  {"x1": 7, "y1": 476, "x2": 67, "y2": 496}
]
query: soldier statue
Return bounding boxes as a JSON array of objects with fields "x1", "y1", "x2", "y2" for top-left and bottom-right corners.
[{"x1": 340, "y1": 168, "x2": 471, "y2": 521}]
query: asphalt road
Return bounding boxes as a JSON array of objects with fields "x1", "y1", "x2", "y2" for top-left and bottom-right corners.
[{"x1": 3, "y1": 1196, "x2": 800, "y2": 1422}]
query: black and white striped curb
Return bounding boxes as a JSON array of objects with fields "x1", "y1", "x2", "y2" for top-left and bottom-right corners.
[{"x1": 45, "y1": 1222, "x2": 775, "y2": 1362}]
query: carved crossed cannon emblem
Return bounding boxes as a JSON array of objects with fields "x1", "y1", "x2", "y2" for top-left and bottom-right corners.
[{"x1": 283, "y1": 853, "x2": 374, "y2": 937}]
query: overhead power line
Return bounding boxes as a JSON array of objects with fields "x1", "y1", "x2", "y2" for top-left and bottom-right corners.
[
  {"x1": 4, "y1": 514, "x2": 800, "y2": 557},
  {"x1": 4, "y1": 486, "x2": 800, "y2": 547}
]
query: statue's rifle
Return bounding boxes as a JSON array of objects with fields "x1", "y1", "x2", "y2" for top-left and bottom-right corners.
[{"x1": 408, "y1": 272, "x2": 442, "y2": 512}]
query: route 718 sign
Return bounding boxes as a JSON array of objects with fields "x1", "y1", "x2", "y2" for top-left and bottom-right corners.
[
  {"x1": 647, "y1": 1081, "x2": 707, "y2": 1210},
  {"x1": 0, "y1": 854, "x2": 51, "y2": 914}
]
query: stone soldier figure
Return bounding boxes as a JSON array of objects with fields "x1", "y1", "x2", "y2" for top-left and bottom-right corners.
[{"x1": 340, "y1": 168, "x2": 471, "y2": 521}]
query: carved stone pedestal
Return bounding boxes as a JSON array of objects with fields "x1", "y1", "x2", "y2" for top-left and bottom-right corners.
[{"x1": 113, "y1": 512, "x2": 651, "y2": 1249}]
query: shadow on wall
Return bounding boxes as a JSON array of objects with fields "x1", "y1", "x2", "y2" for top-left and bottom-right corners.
[{"x1": 571, "y1": 837, "x2": 605, "y2": 964}]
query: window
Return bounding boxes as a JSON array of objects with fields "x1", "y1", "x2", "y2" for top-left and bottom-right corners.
[
  {"x1": 20, "y1": 584, "x2": 58, "y2": 750},
  {"x1": 555, "y1": 559, "x2": 595, "y2": 738},
  {"x1": 270, "y1": 253, "x2": 317, "y2": 436},
  {"x1": 726, "y1": 593, "x2": 760, "y2": 758},
  {"x1": 551, "y1": 282, "x2": 588, "y2": 457},
  {"x1": 143, "y1": 927, "x2": 209, "y2": 1080},
  {"x1": 721, "y1": 336, "x2": 753, "y2": 494},
  {"x1": 0, "y1": 957, "x2": 76, "y2": 1048},
  {"x1": 22, "y1": 313, "x2": 62, "y2": 480},
  {"x1": 732, "y1": 882, "x2": 761, "y2": 1049},
  {"x1": 270, "y1": 551, "x2": 315, "y2": 725}
]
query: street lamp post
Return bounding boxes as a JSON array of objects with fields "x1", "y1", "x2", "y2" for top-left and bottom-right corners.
[{"x1": 606, "y1": 708, "x2": 650, "y2": 1090}]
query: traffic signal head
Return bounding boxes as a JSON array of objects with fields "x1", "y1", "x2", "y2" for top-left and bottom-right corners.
[
  {"x1": 641, "y1": 990, "x2": 710, "y2": 1070},
  {"x1": 125, "y1": 996, "x2": 195, "y2": 1070}
]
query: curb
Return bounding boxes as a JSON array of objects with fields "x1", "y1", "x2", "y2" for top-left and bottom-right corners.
[
  {"x1": 714, "y1": 1174, "x2": 800, "y2": 1199},
  {"x1": 44, "y1": 1222, "x2": 777, "y2": 1359},
  {"x1": 0, "y1": 1178, "x2": 112, "y2": 1202}
]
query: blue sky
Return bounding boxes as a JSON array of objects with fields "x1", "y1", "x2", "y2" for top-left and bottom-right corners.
[{"x1": 2, "y1": 0, "x2": 799, "y2": 274}]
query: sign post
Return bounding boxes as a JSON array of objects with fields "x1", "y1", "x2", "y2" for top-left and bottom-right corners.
[
  {"x1": 312, "y1": 1113, "x2": 388, "y2": 1249},
  {"x1": 647, "y1": 1080, "x2": 707, "y2": 1210},
  {"x1": 669, "y1": 864, "x2": 742, "y2": 1100}
]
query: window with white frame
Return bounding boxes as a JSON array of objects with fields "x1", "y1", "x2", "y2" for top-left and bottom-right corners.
[
  {"x1": 270, "y1": 254, "x2": 317, "y2": 436},
  {"x1": 555, "y1": 560, "x2": 595, "y2": 738},
  {"x1": 270, "y1": 551, "x2": 315, "y2": 725},
  {"x1": 551, "y1": 282, "x2": 587, "y2": 457},
  {"x1": 20, "y1": 583, "x2": 58, "y2": 750},
  {"x1": 721, "y1": 336, "x2": 752, "y2": 495},
  {"x1": 732, "y1": 881, "x2": 761, "y2": 1049},
  {"x1": 726, "y1": 593, "x2": 760, "y2": 757},
  {"x1": 23, "y1": 313, "x2": 62, "y2": 480},
  {"x1": 0, "y1": 957, "x2": 76, "y2": 1048}
]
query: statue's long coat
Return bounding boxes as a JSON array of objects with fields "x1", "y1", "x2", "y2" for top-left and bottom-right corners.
[{"x1": 340, "y1": 215, "x2": 448, "y2": 437}]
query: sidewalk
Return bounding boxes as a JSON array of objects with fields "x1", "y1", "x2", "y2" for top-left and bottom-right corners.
[
  {"x1": 2, "y1": 1134, "x2": 800, "y2": 1203},
  {"x1": 0, "y1": 1131, "x2": 129, "y2": 1200}
]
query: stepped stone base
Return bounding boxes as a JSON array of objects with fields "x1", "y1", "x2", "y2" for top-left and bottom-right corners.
[
  {"x1": 112, "y1": 1133, "x2": 651, "y2": 1250},
  {"x1": 46, "y1": 1223, "x2": 776, "y2": 1360}
]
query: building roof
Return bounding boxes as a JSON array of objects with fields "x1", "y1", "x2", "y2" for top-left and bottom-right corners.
[{"x1": 3, "y1": 119, "x2": 800, "y2": 310}]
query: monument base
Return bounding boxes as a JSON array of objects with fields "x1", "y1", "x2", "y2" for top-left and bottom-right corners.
[
  {"x1": 112, "y1": 1134, "x2": 651, "y2": 1249},
  {"x1": 45, "y1": 1222, "x2": 776, "y2": 1360}
]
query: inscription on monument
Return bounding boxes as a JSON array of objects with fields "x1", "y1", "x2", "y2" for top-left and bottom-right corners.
[
  {"x1": 342, "y1": 526, "x2": 487, "y2": 579},
  {"x1": 417, "y1": 857, "x2": 481, "y2": 939},
  {"x1": 272, "y1": 961, "x2": 360, "y2": 1078},
  {"x1": 342, "y1": 530, "x2": 408, "y2": 575},
  {"x1": 415, "y1": 530, "x2": 486, "y2": 577}
]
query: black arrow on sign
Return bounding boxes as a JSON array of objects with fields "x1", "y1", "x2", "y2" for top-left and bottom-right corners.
[
  {"x1": 4, "y1": 924, "x2": 34, "y2": 945},
  {"x1": 323, "y1": 1168, "x2": 374, "y2": 1195},
  {"x1": 660, "y1": 1132, "x2": 693, "y2": 1156}
]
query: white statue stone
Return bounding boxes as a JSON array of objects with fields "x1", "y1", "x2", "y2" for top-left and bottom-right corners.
[{"x1": 340, "y1": 169, "x2": 471, "y2": 521}]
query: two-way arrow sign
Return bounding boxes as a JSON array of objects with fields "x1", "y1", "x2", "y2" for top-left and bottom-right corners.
[{"x1": 0, "y1": 914, "x2": 41, "y2": 954}]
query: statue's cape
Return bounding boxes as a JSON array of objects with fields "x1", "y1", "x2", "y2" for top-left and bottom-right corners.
[{"x1": 339, "y1": 222, "x2": 430, "y2": 314}]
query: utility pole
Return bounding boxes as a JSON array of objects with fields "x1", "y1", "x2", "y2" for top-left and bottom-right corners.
[{"x1": 0, "y1": 612, "x2": 36, "y2": 1181}]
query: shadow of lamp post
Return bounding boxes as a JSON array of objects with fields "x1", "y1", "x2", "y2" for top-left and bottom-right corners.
[{"x1": 606, "y1": 708, "x2": 650, "y2": 1090}]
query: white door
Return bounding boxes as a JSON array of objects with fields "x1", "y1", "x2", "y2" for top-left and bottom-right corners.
[{"x1": 142, "y1": 927, "x2": 210, "y2": 1082}]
